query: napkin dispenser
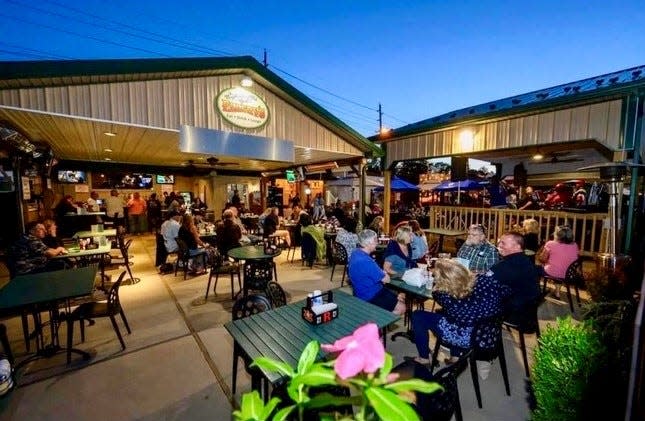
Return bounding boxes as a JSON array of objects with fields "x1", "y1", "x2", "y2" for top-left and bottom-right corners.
[{"x1": 301, "y1": 290, "x2": 338, "y2": 325}]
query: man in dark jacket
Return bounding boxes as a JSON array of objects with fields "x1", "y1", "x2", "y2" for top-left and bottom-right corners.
[{"x1": 490, "y1": 231, "x2": 541, "y2": 327}]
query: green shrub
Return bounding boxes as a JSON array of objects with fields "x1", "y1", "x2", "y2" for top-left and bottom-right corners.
[{"x1": 531, "y1": 317, "x2": 605, "y2": 421}]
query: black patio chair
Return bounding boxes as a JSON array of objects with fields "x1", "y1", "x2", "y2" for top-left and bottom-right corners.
[
  {"x1": 301, "y1": 232, "x2": 316, "y2": 268},
  {"x1": 264, "y1": 281, "x2": 287, "y2": 308},
  {"x1": 242, "y1": 260, "x2": 274, "y2": 296},
  {"x1": 541, "y1": 258, "x2": 583, "y2": 312},
  {"x1": 330, "y1": 241, "x2": 349, "y2": 286}
]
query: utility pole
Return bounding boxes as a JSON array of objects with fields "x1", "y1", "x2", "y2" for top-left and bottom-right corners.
[
  {"x1": 378, "y1": 103, "x2": 383, "y2": 133},
  {"x1": 263, "y1": 49, "x2": 268, "y2": 67}
]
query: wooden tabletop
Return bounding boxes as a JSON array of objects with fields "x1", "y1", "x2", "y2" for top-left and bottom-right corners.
[
  {"x1": 224, "y1": 289, "x2": 400, "y2": 385},
  {"x1": 52, "y1": 242, "x2": 112, "y2": 259}
]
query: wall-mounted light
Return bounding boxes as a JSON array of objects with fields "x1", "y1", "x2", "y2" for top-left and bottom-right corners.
[
  {"x1": 103, "y1": 131, "x2": 117, "y2": 137},
  {"x1": 304, "y1": 187, "x2": 312, "y2": 196},
  {"x1": 103, "y1": 148, "x2": 113, "y2": 153},
  {"x1": 532, "y1": 153, "x2": 544, "y2": 161},
  {"x1": 241, "y1": 76, "x2": 253, "y2": 87},
  {"x1": 459, "y1": 128, "x2": 475, "y2": 151}
]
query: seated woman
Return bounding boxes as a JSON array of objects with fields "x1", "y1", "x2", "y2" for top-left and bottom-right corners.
[
  {"x1": 347, "y1": 229, "x2": 405, "y2": 315},
  {"x1": 521, "y1": 218, "x2": 540, "y2": 252},
  {"x1": 300, "y1": 213, "x2": 326, "y2": 262},
  {"x1": 537, "y1": 225, "x2": 579, "y2": 299},
  {"x1": 335, "y1": 217, "x2": 359, "y2": 257},
  {"x1": 408, "y1": 220, "x2": 428, "y2": 260},
  {"x1": 42, "y1": 218, "x2": 64, "y2": 248},
  {"x1": 408, "y1": 259, "x2": 510, "y2": 365},
  {"x1": 383, "y1": 224, "x2": 417, "y2": 277},
  {"x1": 263, "y1": 207, "x2": 290, "y2": 246},
  {"x1": 215, "y1": 209, "x2": 242, "y2": 255},
  {"x1": 367, "y1": 216, "x2": 385, "y2": 237},
  {"x1": 178, "y1": 213, "x2": 213, "y2": 275}
]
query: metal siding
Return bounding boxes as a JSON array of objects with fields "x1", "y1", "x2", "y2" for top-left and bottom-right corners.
[
  {"x1": 606, "y1": 100, "x2": 623, "y2": 149},
  {"x1": 162, "y1": 79, "x2": 179, "y2": 128},
  {"x1": 178, "y1": 78, "x2": 194, "y2": 126},
  {"x1": 509, "y1": 118, "x2": 523, "y2": 148},
  {"x1": 553, "y1": 108, "x2": 571, "y2": 142},
  {"x1": 569, "y1": 105, "x2": 589, "y2": 140},
  {"x1": 68, "y1": 86, "x2": 91, "y2": 118},
  {"x1": 44, "y1": 86, "x2": 68, "y2": 114},
  {"x1": 588, "y1": 102, "x2": 609, "y2": 142},
  {"x1": 129, "y1": 81, "x2": 148, "y2": 125},
  {"x1": 537, "y1": 111, "x2": 555, "y2": 143},
  {"x1": 146, "y1": 80, "x2": 164, "y2": 126},
  {"x1": 89, "y1": 84, "x2": 111, "y2": 120},
  {"x1": 110, "y1": 83, "x2": 131, "y2": 122}
]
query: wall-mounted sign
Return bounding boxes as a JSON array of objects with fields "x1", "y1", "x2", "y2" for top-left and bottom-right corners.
[{"x1": 215, "y1": 87, "x2": 269, "y2": 129}]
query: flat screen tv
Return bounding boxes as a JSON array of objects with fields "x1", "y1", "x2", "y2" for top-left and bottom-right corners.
[
  {"x1": 117, "y1": 173, "x2": 152, "y2": 189},
  {"x1": 57, "y1": 170, "x2": 87, "y2": 184},
  {"x1": 156, "y1": 174, "x2": 175, "y2": 184},
  {"x1": 0, "y1": 169, "x2": 15, "y2": 192}
]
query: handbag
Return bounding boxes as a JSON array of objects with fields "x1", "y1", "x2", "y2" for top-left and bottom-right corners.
[{"x1": 536, "y1": 246, "x2": 549, "y2": 264}]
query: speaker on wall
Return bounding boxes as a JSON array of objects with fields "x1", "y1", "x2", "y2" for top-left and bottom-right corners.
[{"x1": 451, "y1": 157, "x2": 468, "y2": 181}]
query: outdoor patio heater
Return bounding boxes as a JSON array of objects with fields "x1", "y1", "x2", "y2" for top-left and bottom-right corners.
[{"x1": 578, "y1": 162, "x2": 639, "y2": 275}]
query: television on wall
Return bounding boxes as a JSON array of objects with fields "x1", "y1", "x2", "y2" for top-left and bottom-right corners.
[
  {"x1": 57, "y1": 170, "x2": 87, "y2": 184},
  {"x1": 116, "y1": 173, "x2": 152, "y2": 189},
  {"x1": 156, "y1": 174, "x2": 175, "y2": 184}
]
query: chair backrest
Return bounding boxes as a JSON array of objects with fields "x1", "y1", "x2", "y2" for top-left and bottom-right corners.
[
  {"x1": 243, "y1": 260, "x2": 273, "y2": 292},
  {"x1": 155, "y1": 233, "x2": 168, "y2": 266},
  {"x1": 332, "y1": 242, "x2": 348, "y2": 264},
  {"x1": 232, "y1": 294, "x2": 272, "y2": 320},
  {"x1": 565, "y1": 258, "x2": 584, "y2": 286},
  {"x1": 107, "y1": 271, "x2": 127, "y2": 313},
  {"x1": 470, "y1": 313, "x2": 504, "y2": 355},
  {"x1": 175, "y1": 237, "x2": 190, "y2": 260},
  {"x1": 301, "y1": 232, "x2": 316, "y2": 259},
  {"x1": 265, "y1": 281, "x2": 287, "y2": 308}
]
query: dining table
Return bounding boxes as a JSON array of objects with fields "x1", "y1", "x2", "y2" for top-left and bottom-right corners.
[
  {"x1": 73, "y1": 228, "x2": 117, "y2": 239},
  {"x1": 224, "y1": 289, "x2": 400, "y2": 387},
  {"x1": 228, "y1": 245, "x2": 281, "y2": 283},
  {"x1": 52, "y1": 242, "x2": 112, "y2": 289},
  {"x1": 0, "y1": 266, "x2": 97, "y2": 377},
  {"x1": 386, "y1": 277, "x2": 434, "y2": 342}
]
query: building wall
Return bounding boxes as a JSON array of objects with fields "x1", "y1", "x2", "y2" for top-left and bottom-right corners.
[
  {"x1": 1, "y1": 75, "x2": 363, "y2": 157},
  {"x1": 386, "y1": 99, "x2": 623, "y2": 166}
]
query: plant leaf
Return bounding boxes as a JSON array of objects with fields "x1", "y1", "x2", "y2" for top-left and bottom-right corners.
[
  {"x1": 365, "y1": 387, "x2": 420, "y2": 421},
  {"x1": 272, "y1": 405, "x2": 296, "y2": 421},
  {"x1": 239, "y1": 391, "x2": 264, "y2": 419},
  {"x1": 379, "y1": 353, "x2": 393, "y2": 382},
  {"x1": 385, "y1": 379, "x2": 443, "y2": 394},
  {"x1": 252, "y1": 357, "x2": 294, "y2": 378},
  {"x1": 306, "y1": 392, "x2": 362, "y2": 409},
  {"x1": 297, "y1": 340, "x2": 320, "y2": 374},
  {"x1": 290, "y1": 366, "x2": 338, "y2": 388},
  {"x1": 259, "y1": 397, "x2": 282, "y2": 420}
]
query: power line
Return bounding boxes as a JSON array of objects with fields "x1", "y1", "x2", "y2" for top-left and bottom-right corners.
[{"x1": 0, "y1": 41, "x2": 73, "y2": 60}]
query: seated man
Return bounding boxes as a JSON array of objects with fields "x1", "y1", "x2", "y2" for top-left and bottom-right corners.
[
  {"x1": 456, "y1": 224, "x2": 499, "y2": 273},
  {"x1": 160, "y1": 211, "x2": 182, "y2": 253},
  {"x1": 9, "y1": 221, "x2": 68, "y2": 276},
  {"x1": 491, "y1": 232, "x2": 542, "y2": 327},
  {"x1": 348, "y1": 229, "x2": 405, "y2": 315},
  {"x1": 216, "y1": 209, "x2": 243, "y2": 255}
]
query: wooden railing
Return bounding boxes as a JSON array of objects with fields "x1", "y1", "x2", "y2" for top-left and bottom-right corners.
[{"x1": 428, "y1": 206, "x2": 609, "y2": 257}]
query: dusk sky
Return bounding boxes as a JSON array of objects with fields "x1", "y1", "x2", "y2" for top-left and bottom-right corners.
[{"x1": 1, "y1": 0, "x2": 643, "y2": 136}]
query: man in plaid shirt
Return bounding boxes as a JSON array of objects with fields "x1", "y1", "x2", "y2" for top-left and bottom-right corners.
[{"x1": 456, "y1": 224, "x2": 499, "y2": 272}]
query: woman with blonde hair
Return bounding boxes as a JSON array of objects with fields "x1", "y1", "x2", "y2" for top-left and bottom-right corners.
[
  {"x1": 521, "y1": 218, "x2": 540, "y2": 252},
  {"x1": 407, "y1": 259, "x2": 509, "y2": 365},
  {"x1": 367, "y1": 216, "x2": 384, "y2": 237},
  {"x1": 408, "y1": 219, "x2": 428, "y2": 260},
  {"x1": 382, "y1": 224, "x2": 417, "y2": 276}
]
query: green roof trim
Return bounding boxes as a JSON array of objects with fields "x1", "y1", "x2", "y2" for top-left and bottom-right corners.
[{"x1": 0, "y1": 55, "x2": 382, "y2": 157}]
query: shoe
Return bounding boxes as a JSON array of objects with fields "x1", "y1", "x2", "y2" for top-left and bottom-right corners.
[
  {"x1": 477, "y1": 360, "x2": 492, "y2": 380},
  {"x1": 404, "y1": 356, "x2": 432, "y2": 367}
]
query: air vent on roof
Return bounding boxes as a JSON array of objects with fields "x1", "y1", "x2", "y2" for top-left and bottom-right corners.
[
  {"x1": 572, "y1": 86, "x2": 581, "y2": 93},
  {"x1": 512, "y1": 99, "x2": 521, "y2": 105},
  {"x1": 489, "y1": 104, "x2": 496, "y2": 110},
  {"x1": 596, "y1": 79, "x2": 604, "y2": 86},
  {"x1": 609, "y1": 77, "x2": 619, "y2": 84},
  {"x1": 536, "y1": 93, "x2": 548, "y2": 100}
]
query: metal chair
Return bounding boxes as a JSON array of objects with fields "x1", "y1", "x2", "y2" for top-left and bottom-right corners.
[
  {"x1": 115, "y1": 234, "x2": 140, "y2": 285},
  {"x1": 330, "y1": 242, "x2": 349, "y2": 286},
  {"x1": 264, "y1": 281, "x2": 287, "y2": 308},
  {"x1": 66, "y1": 271, "x2": 131, "y2": 364},
  {"x1": 205, "y1": 247, "x2": 240, "y2": 300},
  {"x1": 301, "y1": 232, "x2": 316, "y2": 268},
  {"x1": 503, "y1": 298, "x2": 541, "y2": 377},
  {"x1": 231, "y1": 294, "x2": 272, "y2": 398},
  {"x1": 430, "y1": 313, "x2": 510, "y2": 409},
  {"x1": 174, "y1": 237, "x2": 207, "y2": 280},
  {"x1": 541, "y1": 258, "x2": 583, "y2": 312},
  {"x1": 242, "y1": 260, "x2": 274, "y2": 296}
]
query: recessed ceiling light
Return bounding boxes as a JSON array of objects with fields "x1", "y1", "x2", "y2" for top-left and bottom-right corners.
[
  {"x1": 104, "y1": 148, "x2": 113, "y2": 153},
  {"x1": 103, "y1": 132, "x2": 117, "y2": 137},
  {"x1": 104, "y1": 157, "x2": 112, "y2": 161},
  {"x1": 532, "y1": 153, "x2": 544, "y2": 161}
]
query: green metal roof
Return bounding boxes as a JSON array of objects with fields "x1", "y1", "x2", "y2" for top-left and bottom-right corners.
[
  {"x1": 372, "y1": 65, "x2": 645, "y2": 141},
  {"x1": 0, "y1": 55, "x2": 382, "y2": 157}
]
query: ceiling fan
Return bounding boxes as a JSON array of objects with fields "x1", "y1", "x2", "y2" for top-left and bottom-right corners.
[
  {"x1": 182, "y1": 156, "x2": 239, "y2": 168},
  {"x1": 534, "y1": 152, "x2": 584, "y2": 164}
]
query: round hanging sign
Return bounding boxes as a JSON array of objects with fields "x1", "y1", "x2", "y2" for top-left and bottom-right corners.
[{"x1": 215, "y1": 87, "x2": 269, "y2": 129}]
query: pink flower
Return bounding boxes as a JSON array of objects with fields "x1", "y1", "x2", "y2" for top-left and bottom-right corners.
[{"x1": 321, "y1": 323, "x2": 385, "y2": 380}]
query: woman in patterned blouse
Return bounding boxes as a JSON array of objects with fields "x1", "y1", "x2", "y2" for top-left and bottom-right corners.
[{"x1": 408, "y1": 259, "x2": 510, "y2": 365}]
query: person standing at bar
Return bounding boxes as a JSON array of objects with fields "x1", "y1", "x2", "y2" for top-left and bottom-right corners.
[
  {"x1": 127, "y1": 192, "x2": 147, "y2": 235},
  {"x1": 105, "y1": 189, "x2": 125, "y2": 230}
]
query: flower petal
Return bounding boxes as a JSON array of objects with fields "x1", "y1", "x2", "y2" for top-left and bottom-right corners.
[
  {"x1": 321, "y1": 335, "x2": 355, "y2": 353},
  {"x1": 352, "y1": 323, "x2": 380, "y2": 341},
  {"x1": 333, "y1": 347, "x2": 367, "y2": 379},
  {"x1": 360, "y1": 338, "x2": 386, "y2": 373}
]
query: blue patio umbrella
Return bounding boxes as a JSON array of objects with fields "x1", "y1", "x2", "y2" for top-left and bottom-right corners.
[
  {"x1": 432, "y1": 179, "x2": 483, "y2": 191},
  {"x1": 373, "y1": 176, "x2": 419, "y2": 192}
]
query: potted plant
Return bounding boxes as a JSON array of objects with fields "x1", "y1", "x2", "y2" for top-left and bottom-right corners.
[
  {"x1": 530, "y1": 317, "x2": 605, "y2": 421},
  {"x1": 232, "y1": 323, "x2": 441, "y2": 421}
]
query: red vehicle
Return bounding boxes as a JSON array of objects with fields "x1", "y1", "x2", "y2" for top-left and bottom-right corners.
[{"x1": 543, "y1": 179, "x2": 586, "y2": 209}]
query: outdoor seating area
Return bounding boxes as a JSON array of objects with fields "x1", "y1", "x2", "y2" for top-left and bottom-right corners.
[{"x1": 0, "y1": 232, "x2": 587, "y2": 420}]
